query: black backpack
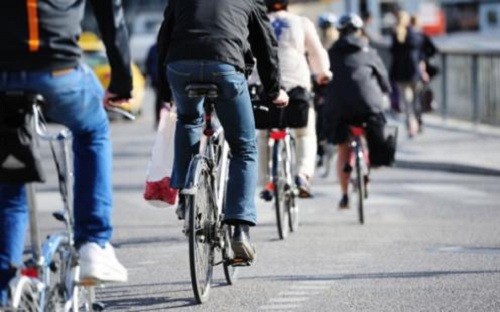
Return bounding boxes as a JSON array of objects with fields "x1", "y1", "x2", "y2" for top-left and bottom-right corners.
[{"x1": 0, "y1": 92, "x2": 45, "y2": 183}]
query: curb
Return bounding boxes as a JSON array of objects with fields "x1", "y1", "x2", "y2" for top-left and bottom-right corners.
[{"x1": 395, "y1": 159, "x2": 500, "y2": 177}]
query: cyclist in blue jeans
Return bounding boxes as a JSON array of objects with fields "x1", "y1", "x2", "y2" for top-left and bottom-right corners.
[
  {"x1": 0, "y1": 0, "x2": 132, "y2": 305},
  {"x1": 158, "y1": 0, "x2": 289, "y2": 262}
]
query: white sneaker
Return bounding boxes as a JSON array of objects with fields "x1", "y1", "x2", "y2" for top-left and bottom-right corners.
[{"x1": 78, "y1": 242, "x2": 128, "y2": 284}]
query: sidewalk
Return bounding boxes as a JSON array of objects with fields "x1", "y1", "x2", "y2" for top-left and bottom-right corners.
[{"x1": 391, "y1": 114, "x2": 500, "y2": 176}]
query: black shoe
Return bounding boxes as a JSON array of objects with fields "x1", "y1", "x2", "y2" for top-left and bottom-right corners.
[
  {"x1": 338, "y1": 194, "x2": 349, "y2": 209},
  {"x1": 260, "y1": 189, "x2": 273, "y2": 202},
  {"x1": 175, "y1": 195, "x2": 186, "y2": 220},
  {"x1": 231, "y1": 224, "x2": 255, "y2": 262}
]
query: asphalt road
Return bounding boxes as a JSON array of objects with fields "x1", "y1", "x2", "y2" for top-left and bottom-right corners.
[{"x1": 33, "y1": 90, "x2": 500, "y2": 311}]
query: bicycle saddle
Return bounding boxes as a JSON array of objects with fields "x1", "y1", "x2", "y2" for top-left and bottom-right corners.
[{"x1": 185, "y1": 83, "x2": 219, "y2": 98}]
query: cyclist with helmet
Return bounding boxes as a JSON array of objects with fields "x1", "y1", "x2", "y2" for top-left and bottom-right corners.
[
  {"x1": 0, "y1": 0, "x2": 131, "y2": 305},
  {"x1": 323, "y1": 13, "x2": 392, "y2": 208},
  {"x1": 157, "y1": 0, "x2": 288, "y2": 262},
  {"x1": 317, "y1": 12, "x2": 340, "y2": 49},
  {"x1": 258, "y1": 0, "x2": 332, "y2": 199}
]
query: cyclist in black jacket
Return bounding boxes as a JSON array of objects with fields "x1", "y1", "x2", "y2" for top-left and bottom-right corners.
[
  {"x1": 323, "y1": 13, "x2": 391, "y2": 209},
  {"x1": 0, "y1": 0, "x2": 132, "y2": 305},
  {"x1": 157, "y1": 0, "x2": 288, "y2": 262}
]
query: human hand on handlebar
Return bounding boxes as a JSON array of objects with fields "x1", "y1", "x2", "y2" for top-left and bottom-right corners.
[
  {"x1": 103, "y1": 91, "x2": 130, "y2": 108},
  {"x1": 103, "y1": 91, "x2": 135, "y2": 120},
  {"x1": 315, "y1": 73, "x2": 332, "y2": 85},
  {"x1": 272, "y1": 89, "x2": 289, "y2": 107}
]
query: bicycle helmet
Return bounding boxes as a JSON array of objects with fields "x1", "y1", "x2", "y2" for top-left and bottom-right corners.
[
  {"x1": 336, "y1": 13, "x2": 364, "y2": 31},
  {"x1": 265, "y1": 0, "x2": 289, "y2": 12},
  {"x1": 317, "y1": 12, "x2": 338, "y2": 30}
]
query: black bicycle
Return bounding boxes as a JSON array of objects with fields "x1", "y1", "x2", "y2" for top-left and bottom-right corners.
[
  {"x1": 180, "y1": 83, "x2": 246, "y2": 304},
  {"x1": 346, "y1": 126, "x2": 370, "y2": 225}
]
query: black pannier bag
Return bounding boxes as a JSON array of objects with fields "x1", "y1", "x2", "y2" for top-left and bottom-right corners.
[
  {"x1": 365, "y1": 114, "x2": 397, "y2": 167},
  {"x1": 252, "y1": 86, "x2": 311, "y2": 130},
  {"x1": 0, "y1": 92, "x2": 46, "y2": 183}
]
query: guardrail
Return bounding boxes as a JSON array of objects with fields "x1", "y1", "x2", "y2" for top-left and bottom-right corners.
[{"x1": 374, "y1": 43, "x2": 500, "y2": 126}]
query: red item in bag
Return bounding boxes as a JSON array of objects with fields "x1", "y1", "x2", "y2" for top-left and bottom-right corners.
[{"x1": 144, "y1": 177, "x2": 178, "y2": 205}]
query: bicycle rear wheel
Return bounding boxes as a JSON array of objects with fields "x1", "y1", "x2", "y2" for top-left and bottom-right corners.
[
  {"x1": 187, "y1": 159, "x2": 216, "y2": 304},
  {"x1": 273, "y1": 140, "x2": 289, "y2": 240},
  {"x1": 44, "y1": 238, "x2": 73, "y2": 312},
  {"x1": 355, "y1": 152, "x2": 365, "y2": 225}
]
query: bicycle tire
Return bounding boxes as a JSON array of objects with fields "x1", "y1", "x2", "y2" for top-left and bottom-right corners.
[
  {"x1": 355, "y1": 150, "x2": 365, "y2": 225},
  {"x1": 287, "y1": 137, "x2": 299, "y2": 232},
  {"x1": 273, "y1": 140, "x2": 289, "y2": 240},
  {"x1": 187, "y1": 159, "x2": 216, "y2": 304},
  {"x1": 216, "y1": 146, "x2": 238, "y2": 285},
  {"x1": 222, "y1": 224, "x2": 238, "y2": 285}
]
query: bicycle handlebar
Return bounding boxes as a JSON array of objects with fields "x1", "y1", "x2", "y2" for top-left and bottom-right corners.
[
  {"x1": 105, "y1": 105, "x2": 136, "y2": 121},
  {"x1": 32, "y1": 105, "x2": 72, "y2": 141}
]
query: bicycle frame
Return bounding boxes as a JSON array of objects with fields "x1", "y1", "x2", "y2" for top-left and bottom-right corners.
[
  {"x1": 181, "y1": 99, "x2": 229, "y2": 236},
  {"x1": 8, "y1": 100, "x2": 81, "y2": 311},
  {"x1": 266, "y1": 129, "x2": 294, "y2": 190}
]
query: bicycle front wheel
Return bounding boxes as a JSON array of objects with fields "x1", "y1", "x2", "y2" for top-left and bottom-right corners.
[
  {"x1": 187, "y1": 158, "x2": 216, "y2": 304},
  {"x1": 273, "y1": 140, "x2": 289, "y2": 240}
]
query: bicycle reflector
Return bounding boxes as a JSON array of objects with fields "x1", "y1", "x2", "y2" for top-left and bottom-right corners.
[
  {"x1": 350, "y1": 127, "x2": 365, "y2": 137},
  {"x1": 21, "y1": 267, "x2": 39, "y2": 278},
  {"x1": 269, "y1": 130, "x2": 287, "y2": 140}
]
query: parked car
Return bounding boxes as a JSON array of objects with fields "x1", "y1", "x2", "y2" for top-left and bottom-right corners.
[{"x1": 78, "y1": 32, "x2": 146, "y2": 118}]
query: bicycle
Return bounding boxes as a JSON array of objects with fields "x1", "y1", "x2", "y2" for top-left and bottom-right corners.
[
  {"x1": 250, "y1": 85, "x2": 299, "y2": 240},
  {"x1": 180, "y1": 83, "x2": 244, "y2": 304},
  {"x1": 263, "y1": 126, "x2": 299, "y2": 240},
  {"x1": 344, "y1": 126, "x2": 370, "y2": 225},
  {"x1": 1, "y1": 92, "x2": 132, "y2": 311}
]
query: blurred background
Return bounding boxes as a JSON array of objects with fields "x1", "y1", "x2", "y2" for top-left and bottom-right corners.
[{"x1": 81, "y1": 0, "x2": 500, "y2": 127}]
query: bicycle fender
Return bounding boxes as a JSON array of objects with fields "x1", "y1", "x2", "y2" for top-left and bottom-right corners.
[
  {"x1": 182, "y1": 155, "x2": 207, "y2": 195},
  {"x1": 41, "y1": 231, "x2": 70, "y2": 267}
]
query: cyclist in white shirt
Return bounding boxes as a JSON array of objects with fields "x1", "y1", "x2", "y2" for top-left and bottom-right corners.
[{"x1": 259, "y1": 0, "x2": 332, "y2": 199}]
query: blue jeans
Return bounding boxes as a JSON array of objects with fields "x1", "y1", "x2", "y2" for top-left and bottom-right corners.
[
  {"x1": 0, "y1": 64, "x2": 113, "y2": 304},
  {"x1": 167, "y1": 60, "x2": 258, "y2": 225}
]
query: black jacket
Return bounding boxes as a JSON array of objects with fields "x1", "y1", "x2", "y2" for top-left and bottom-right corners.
[
  {"x1": 157, "y1": 0, "x2": 281, "y2": 102},
  {"x1": 324, "y1": 34, "x2": 390, "y2": 128},
  {"x1": 389, "y1": 27, "x2": 426, "y2": 83},
  {"x1": 0, "y1": 0, "x2": 132, "y2": 97}
]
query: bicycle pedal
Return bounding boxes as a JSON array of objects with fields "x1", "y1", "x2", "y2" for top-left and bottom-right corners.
[
  {"x1": 230, "y1": 258, "x2": 252, "y2": 267},
  {"x1": 92, "y1": 302, "x2": 106, "y2": 311},
  {"x1": 78, "y1": 277, "x2": 102, "y2": 287}
]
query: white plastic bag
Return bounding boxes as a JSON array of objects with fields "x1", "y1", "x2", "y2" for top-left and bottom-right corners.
[{"x1": 143, "y1": 108, "x2": 178, "y2": 207}]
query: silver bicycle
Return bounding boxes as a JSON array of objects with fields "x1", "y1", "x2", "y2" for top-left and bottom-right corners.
[
  {"x1": 1, "y1": 92, "x2": 129, "y2": 311},
  {"x1": 180, "y1": 83, "x2": 247, "y2": 304}
]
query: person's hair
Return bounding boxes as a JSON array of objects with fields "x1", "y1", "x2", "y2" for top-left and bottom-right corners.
[
  {"x1": 265, "y1": 0, "x2": 288, "y2": 12},
  {"x1": 410, "y1": 15, "x2": 420, "y2": 27},
  {"x1": 395, "y1": 10, "x2": 410, "y2": 43}
]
